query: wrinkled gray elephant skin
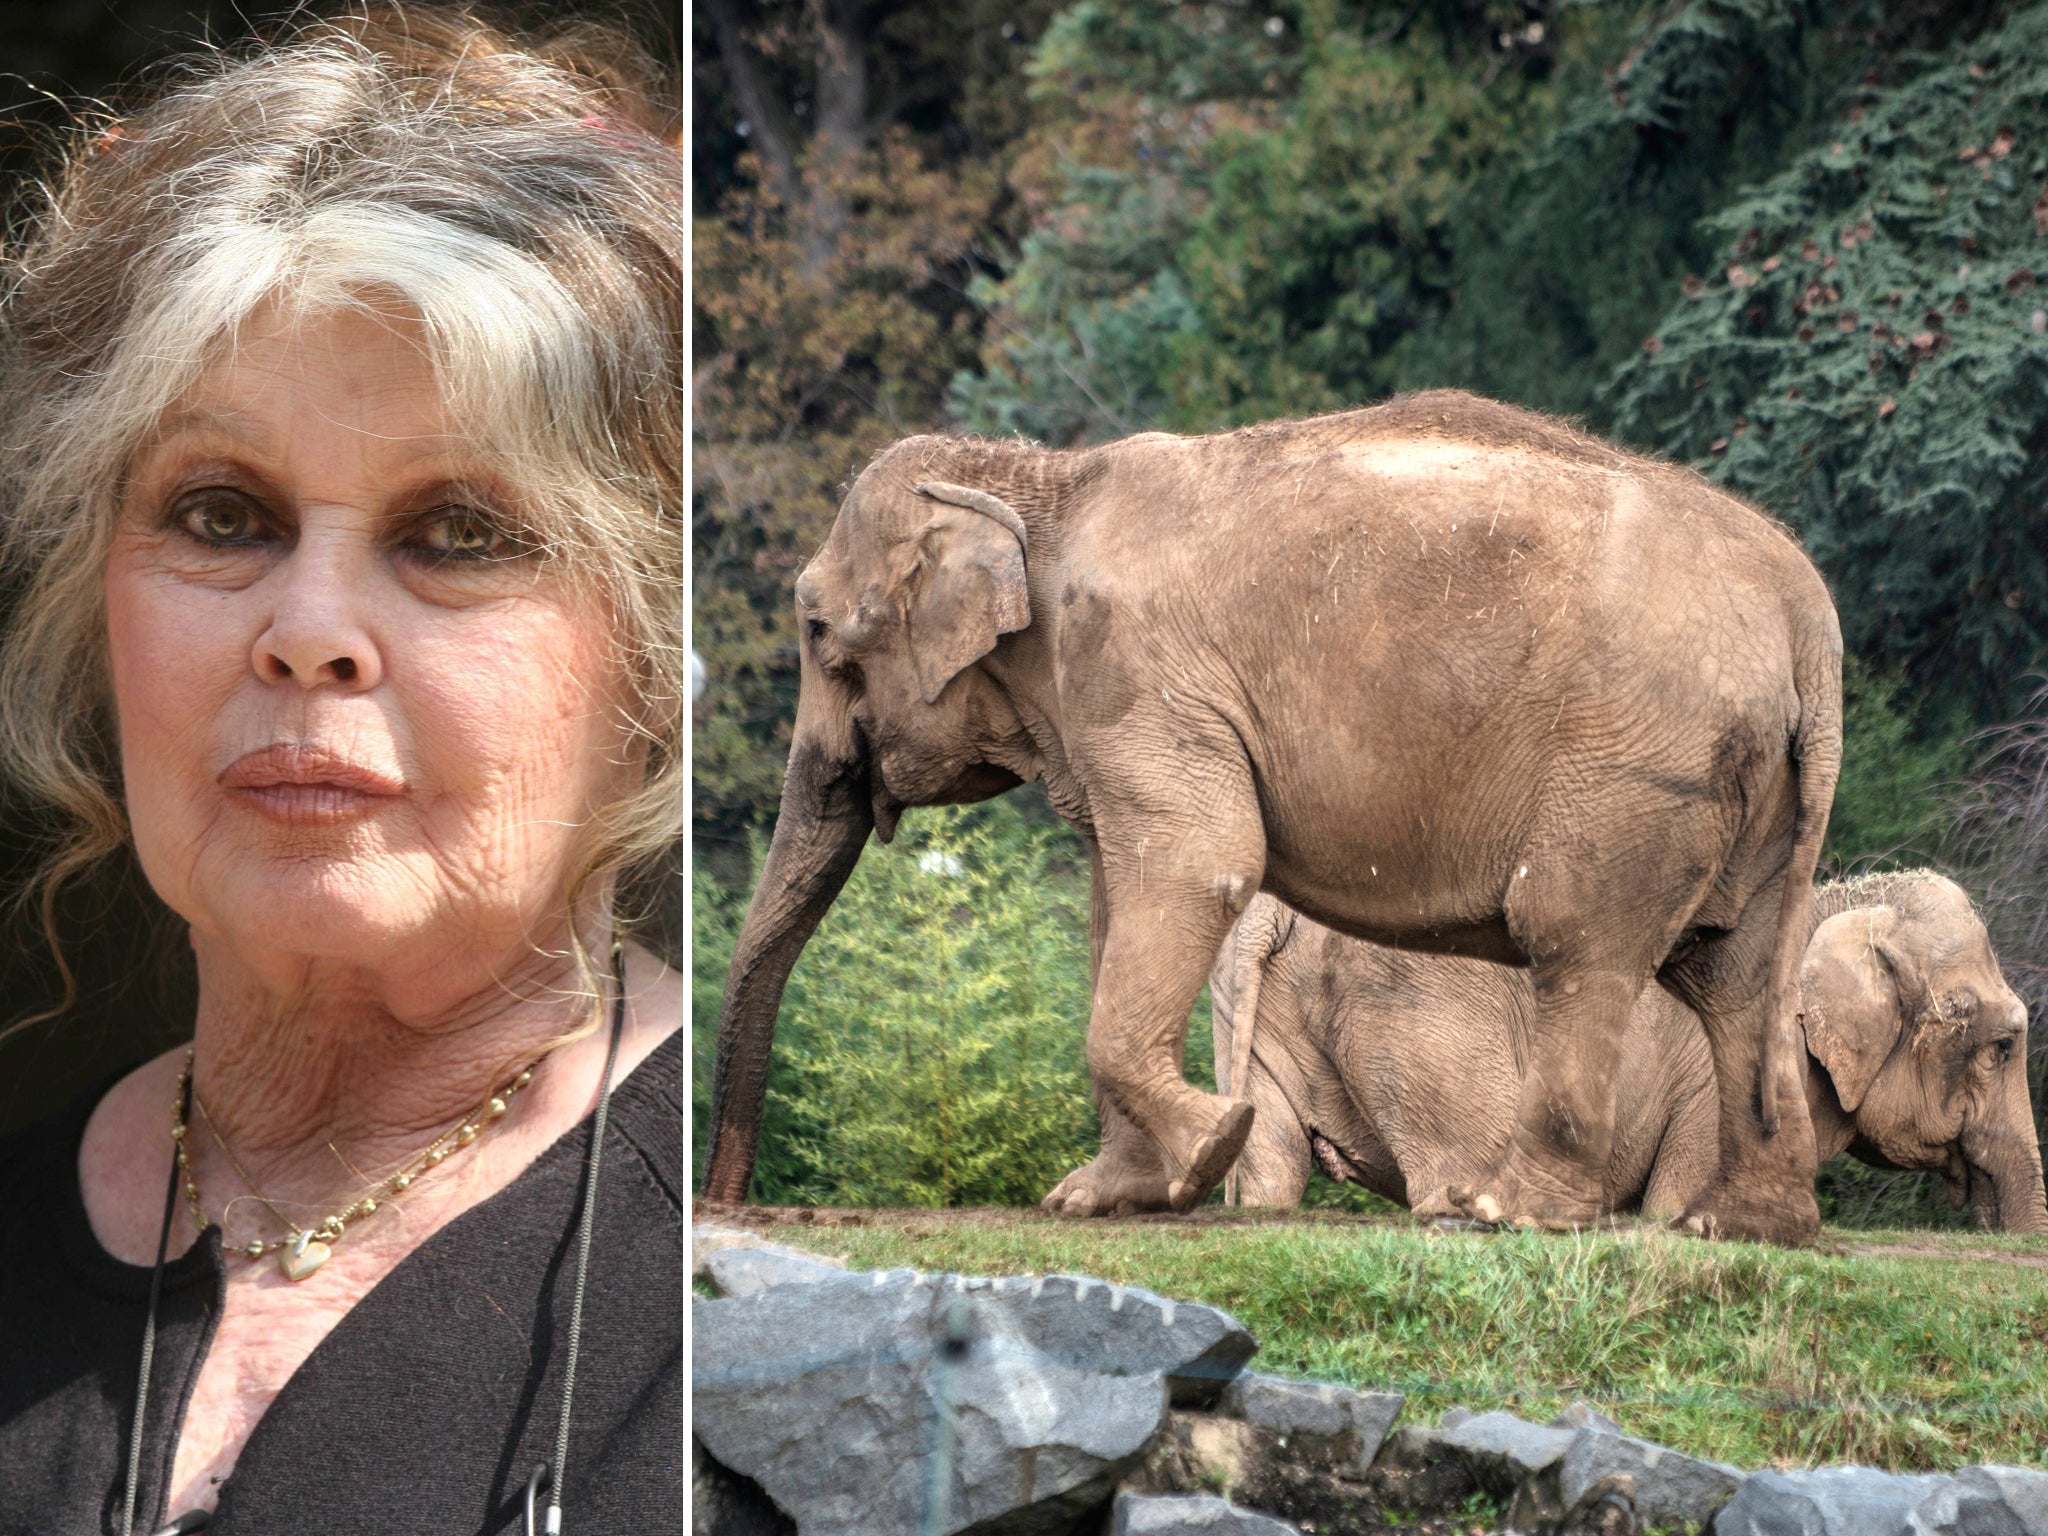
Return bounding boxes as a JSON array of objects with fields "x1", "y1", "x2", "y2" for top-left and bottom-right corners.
[{"x1": 705, "y1": 390, "x2": 1844, "y2": 1247}]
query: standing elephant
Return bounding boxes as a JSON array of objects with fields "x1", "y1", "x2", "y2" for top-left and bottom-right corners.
[
  {"x1": 703, "y1": 390, "x2": 1844, "y2": 1246},
  {"x1": 1211, "y1": 873, "x2": 2048, "y2": 1232}
]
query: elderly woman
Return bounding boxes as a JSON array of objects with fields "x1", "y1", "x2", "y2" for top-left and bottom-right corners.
[{"x1": 0, "y1": 7, "x2": 682, "y2": 1533}]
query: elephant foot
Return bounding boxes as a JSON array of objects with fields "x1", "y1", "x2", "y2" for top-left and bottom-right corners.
[
  {"x1": 1040, "y1": 1094, "x2": 1255, "y2": 1217},
  {"x1": 1040, "y1": 1154, "x2": 1176, "y2": 1218},
  {"x1": 1675, "y1": 1179, "x2": 1819, "y2": 1248},
  {"x1": 1677, "y1": 1120, "x2": 1821, "y2": 1247},
  {"x1": 1447, "y1": 1156, "x2": 1607, "y2": 1232},
  {"x1": 1162, "y1": 1097, "x2": 1256, "y2": 1213},
  {"x1": 1409, "y1": 1186, "x2": 1481, "y2": 1229}
]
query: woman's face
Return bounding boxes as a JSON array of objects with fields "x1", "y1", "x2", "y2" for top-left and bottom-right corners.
[{"x1": 104, "y1": 303, "x2": 633, "y2": 974}]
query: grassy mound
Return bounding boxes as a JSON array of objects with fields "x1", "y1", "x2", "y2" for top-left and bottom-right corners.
[{"x1": 731, "y1": 1208, "x2": 2048, "y2": 1473}]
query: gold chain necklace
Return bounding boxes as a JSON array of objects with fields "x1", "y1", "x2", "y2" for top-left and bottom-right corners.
[{"x1": 171, "y1": 1048, "x2": 541, "y2": 1281}]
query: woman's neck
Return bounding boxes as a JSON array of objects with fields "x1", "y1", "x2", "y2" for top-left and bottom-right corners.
[{"x1": 183, "y1": 929, "x2": 616, "y2": 1217}]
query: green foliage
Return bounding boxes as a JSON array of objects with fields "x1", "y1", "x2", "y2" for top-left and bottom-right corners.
[
  {"x1": 1606, "y1": 3, "x2": 2048, "y2": 718},
  {"x1": 694, "y1": 798, "x2": 1104, "y2": 1207},
  {"x1": 953, "y1": 0, "x2": 1596, "y2": 443},
  {"x1": 776, "y1": 1214, "x2": 2048, "y2": 1472},
  {"x1": 1823, "y1": 656, "x2": 1973, "y2": 871},
  {"x1": 1396, "y1": 0, "x2": 1850, "y2": 415}
]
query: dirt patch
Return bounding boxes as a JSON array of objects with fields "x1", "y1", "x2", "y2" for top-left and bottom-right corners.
[
  {"x1": 695, "y1": 1202, "x2": 1413, "y2": 1233},
  {"x1": 1835, "y1": 1240, "x2": 2048, "y2": 1270}
]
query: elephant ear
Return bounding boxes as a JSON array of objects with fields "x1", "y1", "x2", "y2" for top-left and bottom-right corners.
[
  {"x1": 900, "y1": 481, "x2": 1031, "y2": 705},
  {"x1": 1800, "y1": 906, "x2": 1908, "y2": 1112}
]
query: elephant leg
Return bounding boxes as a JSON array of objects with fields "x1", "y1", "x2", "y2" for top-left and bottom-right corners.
[
  {"x1": 1660, "y1": 904, "x2": 1822, "y2": 1245},
  {"x1": 1044, "y1": 840, "x2": 1172, "y2": 1216},
  {"x1": 1638, "y1": 1038, "x2": 1720, "y2": 1222},
  {"x1": 1045, "y1": 787, "x2": 1266, "y2": 1216},
  {"x1": 1231, "y1": 1059, "x2": 1313, "y2": 1207},
  {"x1": 1458, "y1": 838, "x2": 1698, "y2": 1228},
  {"x1": 1460, "y1": 963, "x2": 1645, "y2": 1227}
]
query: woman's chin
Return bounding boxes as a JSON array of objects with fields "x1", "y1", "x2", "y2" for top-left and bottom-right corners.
[{"x1": 187, "y1": 862, "x2": 478, "y2": 966}]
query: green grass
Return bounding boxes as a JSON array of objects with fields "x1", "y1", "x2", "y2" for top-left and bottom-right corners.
[{"x1": 744, "y1": 1209, "x2": 2048, "y2": 1474}]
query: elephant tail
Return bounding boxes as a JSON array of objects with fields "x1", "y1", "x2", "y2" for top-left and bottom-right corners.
[
  {"x1": 1215, "y1": 895, "x2": 1288, "y2": 1204},
  {"x1": 1760, "y1": 612, "x2": 1845, "y2": 1135}
]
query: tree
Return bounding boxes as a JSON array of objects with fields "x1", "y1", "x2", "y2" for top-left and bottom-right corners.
[
  {"x1": 692, "y1": 0, "x2": 1061, "y2": 864},
  {"x1": 953, "y1": 0, "x2": 1611, "y2": 444},
  {"x1": 691, "y1": 801, "x2": 1101, "y2": 1207},
  {"x1": 1606, "y1": 2, "x2": 2048, "y2": 722}
]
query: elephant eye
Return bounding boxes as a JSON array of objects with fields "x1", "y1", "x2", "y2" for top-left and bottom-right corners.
[{"x1": 1990, "y1": 1037, "x2": 2016, "y2": 1065}]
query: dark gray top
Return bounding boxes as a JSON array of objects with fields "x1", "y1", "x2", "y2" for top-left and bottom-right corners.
[{"x1": 0, "y1": 1027, "x2": 684, "y2": 1536}]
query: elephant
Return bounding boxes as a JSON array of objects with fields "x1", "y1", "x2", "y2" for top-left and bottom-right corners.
[
  {"x1": 1209, "y1": 872, "x2": 2048, "y2": 1232},
  {"x1": 702, "y1": 389, "x2": 1844, "y2": 1247}
]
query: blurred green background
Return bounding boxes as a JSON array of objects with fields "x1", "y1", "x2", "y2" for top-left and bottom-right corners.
[{"x1": 692, "y1": 0, "x2": 2048, "y2": 1225}]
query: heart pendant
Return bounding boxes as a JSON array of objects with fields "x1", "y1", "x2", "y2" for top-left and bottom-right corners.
[{"x1": 279, "y1": 1231, "x2": 332, "y2": 1282}]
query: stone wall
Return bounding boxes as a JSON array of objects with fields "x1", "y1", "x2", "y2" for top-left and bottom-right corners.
[{"x1": 692, "y1": 1228, "x2": 2048, "y2": 1536}]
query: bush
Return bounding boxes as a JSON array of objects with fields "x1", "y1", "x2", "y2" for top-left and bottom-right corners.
[{"x1": 694, "y1": 797, "x2": 1106, "y2": 1207}]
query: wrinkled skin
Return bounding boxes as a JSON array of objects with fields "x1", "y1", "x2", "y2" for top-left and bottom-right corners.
[
  {"x1": 1797, "y1": 872, "x2": 2048, "y2": 1232},
  {"x1": 1212, "y1": 874, "x2": 2047, "y2": 1233},
  {"x1": 704, "y1": 391, "x2": 1845, "y2": 1246},
  {"x1": 1209, "y1": 895, "x2": 1719, "y2": 1219}
]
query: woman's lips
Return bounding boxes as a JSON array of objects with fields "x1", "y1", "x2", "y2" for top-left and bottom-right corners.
[{"x1": 220, "y1": 745, "x2": 404, "y2": 825}]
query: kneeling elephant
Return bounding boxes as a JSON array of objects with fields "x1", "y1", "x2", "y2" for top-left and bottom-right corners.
[{"x1": 1211, "y1": 871, "x2": 2048, "y2": 1231}]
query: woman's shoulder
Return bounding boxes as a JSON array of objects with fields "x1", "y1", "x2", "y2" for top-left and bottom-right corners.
[
  {"x1": 607, "y1": 948, "x2": 684, "y2": 1212},
  {"x1": 0, "y1": 1066, "x2": 117, "y2": 1214},
  {"x1": 0, "y1": 1056, "x2": 166, "y2": 1296}
]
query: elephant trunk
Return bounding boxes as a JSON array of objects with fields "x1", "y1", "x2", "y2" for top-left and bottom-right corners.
[
  {"x1": 1965, "y1": 1066, "x2": 2048, "y2": 1234},
  {"x1": 701, "y1": 721, "x2": 876, "y2": 1204}
]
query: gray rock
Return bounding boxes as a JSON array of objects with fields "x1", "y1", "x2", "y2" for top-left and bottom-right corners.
[
  {"x1": 703, "y1": 1243, "x2": 849, "y2": 1297},
  {"x1": 1551, "y1": 1401, "x2": 1626, "y2": 1436},
  {"x1": 1111, "y1": 1492, "x2": 1298, "y2": 1534},
  {"x1": 695, "y1": 1268, "x2": 1213, "y2": 1536},
  {"x1": 1217, "y1": 1372, "x2": 1405, "y2": 1471},
  {"x1": 692, "y1": 1225, "x2": 764, "y2": 1272},
  {"x1": 692, "y1": 1437, "x2": 794, "y2": 1536},
  {"x1": 1440, "y1": 1405, "x2": 1477, "y2": 1431},
  {"x1": 1440, "y1": 1409, "x2": 1576, "y2": 1481},
  {"x1": 1957, "y1": 1466, "x2": 2048, "y2": 1536},
  {"x1": 1713, "y1": 1467, "x2": 1955, "y2": 1535},
  {"x1": 973, "y1": 1272, "x2": 1256, "y2": 1407},
  {"x1": 1560, "y1": 1427, "x2": 1742, "y2": 1528}
]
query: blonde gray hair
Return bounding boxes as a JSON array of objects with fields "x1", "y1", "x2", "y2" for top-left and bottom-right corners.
[{"x1": 0, "y1": 5, "x2": 681, "y2": 1018}]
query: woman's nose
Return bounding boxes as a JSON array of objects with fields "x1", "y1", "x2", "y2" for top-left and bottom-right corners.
[{"x1": 251, "y1": 534, "x2": 384, "y2": 691}]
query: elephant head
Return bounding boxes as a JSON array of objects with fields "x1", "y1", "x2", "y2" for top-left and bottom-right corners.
[
  {"x1": 1799, "y1": 875, "x2": 2047, "y2": 1232},
  {"x1": 700, "y1": 442, "x2": 1039, "y2": 1202}
]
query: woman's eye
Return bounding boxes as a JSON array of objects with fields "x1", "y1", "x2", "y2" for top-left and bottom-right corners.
[
  {"x1": 416, "y1": 507, "x2": 520, "y2": 560},
  {"x1": 176, "y1": 492, "x2": 265, "y2": 544}
]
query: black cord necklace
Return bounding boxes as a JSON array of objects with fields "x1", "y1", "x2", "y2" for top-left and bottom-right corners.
[{"x1": 121, "y1": 945, "x2": 629, "y2": 1536}]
